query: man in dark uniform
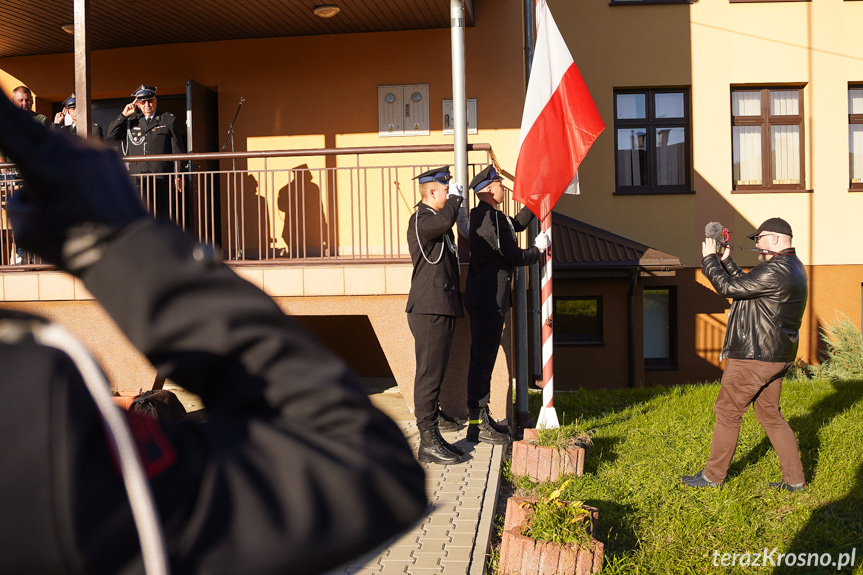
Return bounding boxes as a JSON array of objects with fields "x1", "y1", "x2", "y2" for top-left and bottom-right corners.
[
  {"x1": 0, "y1": 91, "x2": 426, "y2": 575},
  {"x1": 406, "y1": 166, "x2": 466, "y2": 465},
  {"x1": 52, "y1": 93, "x2": 104, "y2": 139},
  {"x1": 463, "y1": 165, "x2": 550, "y2": 445},
  {"x1": 107, "y1": 84, "x2": 186, "y2": 222}
]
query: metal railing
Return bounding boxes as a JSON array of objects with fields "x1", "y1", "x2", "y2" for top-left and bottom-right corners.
[{"x1": 1, "y1": 143, "x2": 528, "y2": 270}]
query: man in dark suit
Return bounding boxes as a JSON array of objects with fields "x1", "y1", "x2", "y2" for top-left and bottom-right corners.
[
  {"x1": 52, "y1": 93, "x2": 104, "y2": 139},
  {"x1": 107, "y1": 85, "x2": 185, "y2": 222},
  {"x1": 406, "y1": 166, "x2": 465, "y2": 464},
  {"x1": 463, "y1": 165, "x2": 550, "y2": 445}
]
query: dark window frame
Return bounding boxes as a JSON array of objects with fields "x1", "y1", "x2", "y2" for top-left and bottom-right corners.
[
  {"x1": 850, "y1": 84, "x2": 863, "y2": 191},
  {"x1": 613, "y1": 88, "x2": 692, "y2": 195},
  {"x1": 554, "y1": 296, "x2": 604, "y2": 346},
  {"x1": 643, "y1": 287, "x2": 678, "y2": 370},
  {"x1": 731, "y1": 85, "x2": 806, "y2": 193}
]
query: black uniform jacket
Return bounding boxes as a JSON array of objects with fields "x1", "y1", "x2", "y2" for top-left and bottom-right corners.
[
  {"x1": 464, "y1": 202, "x2": 540, "y2": 314},
  {"x1": 0, "y1": 220, "x2": 426, "y2": 575},
  {"x1": 702, "y1": 247, "x2": 808, "y2": 363},
  {"x1": 406, "y1": 196, "x2": 464, "y2": 317},
  {"x1": 107, "y1": 110, "x2": 185, "y2": 175},
  {"x1": 57, "y1": 122, "x2": 104, "y2": 139}
]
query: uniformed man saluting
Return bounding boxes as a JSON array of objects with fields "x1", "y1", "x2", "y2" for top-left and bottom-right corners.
[
  {"x1": 463, "y1": 165, "x2": 550, "y2": 445},
  {"x1": 406, "y1": 166, "x2": 466, "y2": 465},
  {"x1": 107, "y1": 84, "x2": 185, "y2": 221}
]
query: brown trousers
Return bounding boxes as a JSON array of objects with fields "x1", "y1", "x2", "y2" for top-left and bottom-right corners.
[{"x1": 703, "y1": 358, "x2": 805, "y2": 484}]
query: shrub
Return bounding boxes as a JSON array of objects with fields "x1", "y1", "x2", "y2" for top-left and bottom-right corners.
[{"x1": 817, "y1": 314, "x2": 863, "y2": 380}]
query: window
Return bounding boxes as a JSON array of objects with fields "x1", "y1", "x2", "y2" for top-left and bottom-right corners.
[
  {"x1": 644, "y1": 288, "x2": 677, "y2": 368},
  {"x1": 850, "y1": 85, "x2": 863, "y2": 190},
  {"x1": 554, "y1": 297, "x2": 602, "y2": 345},
  {"x1": 614, "y1": 89, "x2": 691, "y2": 194},
  {"x1": 731, "y1": 86, "x2": 805, "y2": 192}
]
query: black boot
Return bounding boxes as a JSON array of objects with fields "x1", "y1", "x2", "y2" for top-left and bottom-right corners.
[
  {"x1": 435, "y1": 426, "x2": 464, "y2": 456},
  {"x1": 466, "y1": 407, "x2": 511, "y2": 445},
  {"x1": 437, "y1": 407, "x2": 462, "y2": 432},
  {"x1": 418, "y1": 427, "x2": 462, "y2": 464}
]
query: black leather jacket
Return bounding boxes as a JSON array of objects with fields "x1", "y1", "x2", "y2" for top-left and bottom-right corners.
[{"x1": 701, "y1": 248, "x2": 807, "y2": 363}]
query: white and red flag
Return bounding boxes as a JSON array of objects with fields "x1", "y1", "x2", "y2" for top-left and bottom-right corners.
[
  {"x1": 513, "y1": 0, "x2": 605, "y2": 219},
  {"x1": 513, "y1": 0, "x2": 604, "y2": 429}
]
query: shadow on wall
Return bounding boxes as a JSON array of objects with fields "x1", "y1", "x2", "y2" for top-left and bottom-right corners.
[{"x1": 277, "y1": 164, "x2": 328, "y2": 258}]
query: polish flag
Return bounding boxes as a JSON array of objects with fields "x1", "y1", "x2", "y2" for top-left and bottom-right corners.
[{"x1": 513, "y1": 0, "x2": 605, "y2": 219}]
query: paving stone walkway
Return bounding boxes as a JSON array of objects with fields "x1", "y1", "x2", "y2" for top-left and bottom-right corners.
[{"x1": 324, "y1": 422, "x2": 504, "y2": 575}]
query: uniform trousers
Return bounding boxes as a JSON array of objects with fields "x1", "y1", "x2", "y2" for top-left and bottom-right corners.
[
  {"x1": 407, "y1": 313, "x2": 456, "y2": 432},
  {"x1": 466, "y1": 307, "x2": 505, "y2": 410},
  {"x1": 704, "y1": 358, "x2": 805, "y2": 484}
]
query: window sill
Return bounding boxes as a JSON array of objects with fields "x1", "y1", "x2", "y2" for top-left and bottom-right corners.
[
  {"x1": 614, "y1": 189, "x2": 696, "y2": 196},
  {"x1": 555, "y1": 340, "x2": 604, "y2": 347},
  {"x1": 645, "y1": 360, "x2": 679, "y2": 371},
  {"x1": 850, "y1": 188, "x2": 863, "y2": 193},
  {"x1": 731, "y1": 189, "x2": 813, "y2": 194},
  {"x1": 610, "y1": 0, "x2": 694, "y2": 4}
]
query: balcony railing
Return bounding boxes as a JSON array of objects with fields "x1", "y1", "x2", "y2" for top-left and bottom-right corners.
[{"x1": 2, "y1": 143, "x2": 527, "y2": 270}]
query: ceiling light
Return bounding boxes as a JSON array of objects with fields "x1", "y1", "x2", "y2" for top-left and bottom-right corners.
[
  {"x1": 61, "y1": 23, "x2": 74, "y2": 34},
  {"x1": 313, "y1": 5, "x2": 340, "y2": 18}
]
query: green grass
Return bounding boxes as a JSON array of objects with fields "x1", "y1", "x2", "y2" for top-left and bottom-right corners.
[{"x1": 495, "y1": 378, "x2": 863, "y2": 574}]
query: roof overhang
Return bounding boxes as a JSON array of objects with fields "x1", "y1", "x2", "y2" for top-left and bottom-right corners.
[{"x1": 0, "y1": 0, "x2": 475, "y2": 59}]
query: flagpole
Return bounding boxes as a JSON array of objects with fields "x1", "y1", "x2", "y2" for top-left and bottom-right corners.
[{"x1": 535, "y1": 200, "x2": 559, "y2": 429}]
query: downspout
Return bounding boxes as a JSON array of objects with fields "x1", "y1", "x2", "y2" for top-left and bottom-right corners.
[
  {"x1": 628, "y1": 268, "x2": 638, "y2": 388},
  {"x1": 450, "y1": 0, "x2": 469, "y2": 239},
  {"x1": 514, "y1": 0, "x2": 537, "y2": 430}
]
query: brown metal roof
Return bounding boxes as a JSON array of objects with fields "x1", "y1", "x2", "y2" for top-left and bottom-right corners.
[
  {"x1": 0, "y1": 0, "x2": 475, "y2": 59},
  {"x1": 552, "y1": 212, "x2": 682, "y2": 272}
]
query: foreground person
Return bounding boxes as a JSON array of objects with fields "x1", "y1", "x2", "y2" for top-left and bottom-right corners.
[{"x1": 0, "y1": 92, "x2": 426, "y2": 574}]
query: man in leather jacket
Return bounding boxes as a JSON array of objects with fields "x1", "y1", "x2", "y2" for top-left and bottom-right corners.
[{"x1": 683, "y1": 217, "x2": 808, "y2": 492}]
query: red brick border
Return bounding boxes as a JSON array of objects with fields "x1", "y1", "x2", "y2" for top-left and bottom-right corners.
[
  {"x1": 499, "y1": 497, "x2": 603, "y2": 575},
  {"x1": 511, "y1": 439, "x2": 586, "y2": 481}
]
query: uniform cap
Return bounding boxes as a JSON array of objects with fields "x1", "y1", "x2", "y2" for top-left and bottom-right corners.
[
  {"x1": 469, "y1": 165, "x2": 502, "y2": 192},
  {"x1": 132, "y1": 85, "x2": 157, "y2": 99},
  {"x1": 413, "y1": 166, "x2": 451, "y2": 184},
  {"x1": 746, "y1": 217, "x2": 793, "y2": 239},
  {"x1": 61, "y1": 93, "x2": 76, "y2": 108}
]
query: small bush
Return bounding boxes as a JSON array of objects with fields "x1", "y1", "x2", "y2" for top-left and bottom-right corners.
[{"x1": 817, "y1": 314, "x2": 863, "y2": 380}]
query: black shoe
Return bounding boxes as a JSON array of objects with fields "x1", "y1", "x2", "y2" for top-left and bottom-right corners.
[
  {"x1": 466, "y1": 407, "x2": 511, "y2": 445},
  {"x1": 768, "y1": 481, "x2": 806, "y2": 492},
  {"x1": 418, "y1": 428, "x2": 461, "y2": 464},
  {"x1": 437, "y1": 407, "x2": 462, "y2": 432},
  {"x1": 435, "y1": 426, "x2": 464, "y2": 456},
  {"x1": 682, "y1": 470, "x2": 721, "y2": 488}
]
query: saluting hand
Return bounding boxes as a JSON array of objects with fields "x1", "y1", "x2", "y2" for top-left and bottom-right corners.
[
  {"x1": 122, "y1": 100, "x2": 138, "y2": 117},
  {"x1": 53, "y1": 110, "x2": 65, "y2": 125}
]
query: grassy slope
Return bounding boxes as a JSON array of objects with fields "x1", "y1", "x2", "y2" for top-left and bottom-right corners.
[{"x1": 506, "y1": 379, "x2": 863, "y2": 574}]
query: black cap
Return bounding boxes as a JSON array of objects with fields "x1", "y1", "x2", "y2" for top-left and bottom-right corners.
[
  {"x1": 132, "y1": 84, "x2": 157, "y2": 99},
  {"x1": 469, "y1": 165, "x2": 502, "y2": 192},
  {"x1": 61, "y1": 93, "x2": 76, "y2": 108},
  {"x1": 413, "y1": 166, "x2": 450, "y2": 184},
  {"x1": 747, "y1": 217, "x2": 793, "y2": 239}
]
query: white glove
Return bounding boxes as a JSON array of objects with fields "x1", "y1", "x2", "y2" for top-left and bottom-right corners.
[
  {"x1": 534, "y1": 231, "x2": 551, "y2": 251},
  {"x1": 447, "y1": 182, "x2": 463, "y2": 198}
]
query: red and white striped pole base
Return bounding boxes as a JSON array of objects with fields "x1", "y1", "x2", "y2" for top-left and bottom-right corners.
[{"x1": 535, "y1": 210, "x2": 559, "y2": 429}]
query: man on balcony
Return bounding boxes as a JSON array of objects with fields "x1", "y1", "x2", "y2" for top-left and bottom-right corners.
[
  {"x1": 406, "y1": 166, "x2": 466, "y2": 465},
  {"x1": 107, "y1": 84, "x2": 185, "y2": 222}
]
